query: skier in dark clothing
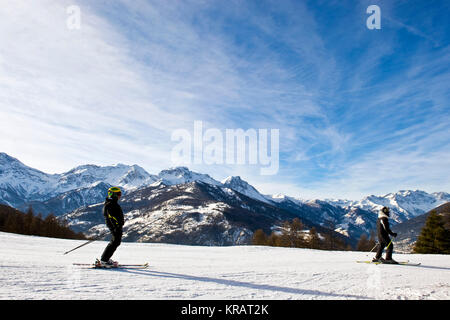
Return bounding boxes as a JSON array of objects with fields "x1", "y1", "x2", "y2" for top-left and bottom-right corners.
[
  {"x1": 373, "y1": 206, "x2": 398, "y2": 264},
  {"x1": 96, "y1": 187, "x2": 124, "y2": 267}
]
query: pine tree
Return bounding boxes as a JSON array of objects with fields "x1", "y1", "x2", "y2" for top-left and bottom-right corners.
[
  {"x1": 368, "y1": 231, "x2": 377, "y2": 250},
  {"x1": 357, "y1": 234, "x2": 370, "y2": 251},
  {"x1": 278, "y1": 218, "x2": 305, "y2": 248},
  {"x1": 322, "y1": 220, "x2": 337, "y2": 250},
  {"x1": 356, "y1": 233, "x2": 376, "y2": 251},
  {"x1": 267, "y1": 232, "x2": 280, "y2": 247},
  {"x1": 24, "y1": 206, "x2": 34, "y2": 235},
  {"x1": 252, "y1": 229, "x2": 268, "y2": 245},
  {"x1": 31, "y1": 213, "x2": 43, "y2": 236},
  {"x1": 291, "y1": 218, "x2": 306, "y2": 248},
  {"x1": 278, "y1": 221, "x2": 292, "y2": 247},
  {"x1": 414, "y1": 210, "x2": 450, "y2": 254},
  {"x1": 308, "y1": 227, "x2": 321, "y2": 249}
]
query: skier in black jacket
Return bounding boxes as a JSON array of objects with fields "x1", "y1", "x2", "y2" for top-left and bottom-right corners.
[
  {"x1": 373, "y1": 206, "x2": 398, "y2": 264},
  {"x1": 97, "y1": 187, "x2": 124, "y2": 267}
]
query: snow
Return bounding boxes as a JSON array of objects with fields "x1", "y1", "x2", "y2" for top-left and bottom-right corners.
[{"x1": 0, "y1": 232, "x2": 449, "y2": 300}]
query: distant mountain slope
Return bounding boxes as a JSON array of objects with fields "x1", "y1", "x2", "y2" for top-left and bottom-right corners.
[
  {"x1": 17, "y1": 182, "x2": 112, "y2": 216},
  {"x1": 272, "y1": 197, "x2": 377, "y2": 240},
  {"x1": 63, "y1": 181, "x2": 350, "y2": 246}
]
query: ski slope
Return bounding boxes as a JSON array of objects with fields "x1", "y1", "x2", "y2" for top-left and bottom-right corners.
[{"x1": 0, "y1": 232, "x2": 448, "y2": 300}]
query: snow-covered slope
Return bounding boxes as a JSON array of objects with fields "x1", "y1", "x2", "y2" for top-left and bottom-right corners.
[{"x1": 0, "y1": 232, "x2": 448, "y2": 300}]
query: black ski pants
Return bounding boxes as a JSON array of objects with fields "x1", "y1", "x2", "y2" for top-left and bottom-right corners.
[
  {"x1": 375, "y1": 238, "x2": 393, "y2": 260},
  {"x1": 101, "y1": 226, "x2": 122, "y2": 262}
]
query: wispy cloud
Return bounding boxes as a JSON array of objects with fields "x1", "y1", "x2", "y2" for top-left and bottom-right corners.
[{"x1": 0, "y1": 0, "x2": 448, "y2": 199}]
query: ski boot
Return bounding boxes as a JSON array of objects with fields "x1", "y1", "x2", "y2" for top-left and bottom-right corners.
[
  {"x1": 372, "y1": 257, "x2": 382, "y2": 263},
  {"x1": 382, "y1": 259, "x2": 399, "y2": 264},
  {"x1": 95, "y1": 258, "x2": 119, "y2": 268}
]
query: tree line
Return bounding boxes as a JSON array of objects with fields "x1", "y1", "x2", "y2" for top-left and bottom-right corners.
[
  {"x1": 251, "y1": 218, "x2": 374, "y2": 251},
  {"x1": 0, "y1": 204, "x2": 86, "y2": 240}
]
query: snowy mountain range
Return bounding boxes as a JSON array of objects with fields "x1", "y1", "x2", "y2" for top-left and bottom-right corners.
[
  {"x1": 0, "y1": 153, "x2": 157, "y2": 208},
  {"x1": 325, "y1": 190, "x2": 450, "y2": 223},
  {"x1": 1, "y1": 152, "x2": 449, "y2": 246}
]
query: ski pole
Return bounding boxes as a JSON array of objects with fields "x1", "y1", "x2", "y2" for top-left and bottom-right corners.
[
  {"x1": 386, "y1": 239, "x2": 392, "y2": 249},
  {"x1": 63, "y1": 232, "x2": 107, "y2": 255},
  {"x1": 366, "y1": 242, "x2": 379, "y2": 257}
]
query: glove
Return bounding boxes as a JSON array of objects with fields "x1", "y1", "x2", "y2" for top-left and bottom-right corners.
[{"x1": 392, "y1": 233, "x2": 397, "y2": 238}]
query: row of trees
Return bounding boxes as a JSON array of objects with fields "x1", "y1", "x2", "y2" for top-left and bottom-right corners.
[
  {"x1": 0, "y1": 204, "x2": 86, "y2": 240},
  {"x1": 252, "y1": 218, "x2": 356, "y2": 251}
]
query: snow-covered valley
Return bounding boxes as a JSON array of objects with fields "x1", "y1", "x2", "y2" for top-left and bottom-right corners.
[{"x1": 1, "y1": 232, "x2": 448, "y2": 300}]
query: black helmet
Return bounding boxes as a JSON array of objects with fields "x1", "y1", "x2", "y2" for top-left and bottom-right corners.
[{"x1": 381, "y1": 206, "x2": 390, "y2": 216}]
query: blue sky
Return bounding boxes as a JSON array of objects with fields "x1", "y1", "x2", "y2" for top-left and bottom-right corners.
[{"x1": 0, "y1": 0, "x2": 449, "y2": 199}]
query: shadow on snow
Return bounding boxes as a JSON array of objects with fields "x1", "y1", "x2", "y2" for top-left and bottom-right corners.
[{"x1": 116, "y1": 268, "x2": 370, "y2": 299}]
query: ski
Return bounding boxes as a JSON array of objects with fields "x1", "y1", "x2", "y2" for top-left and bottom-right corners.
[
  {"x1": 356, "y1": 260, "x2": 420, "y2": 266},
  {"x1": 73, "y1": 262, "x2": 149, "y2": 269},
  {"x1": 356, "y1": 260, "x2": 383, "y2": 264},
  {"x1": 357, "y1": 259, "x2": 409, "y2": 264},
  {"x1": 389, "y1": 261, "x2": 421, "y2": 266}
]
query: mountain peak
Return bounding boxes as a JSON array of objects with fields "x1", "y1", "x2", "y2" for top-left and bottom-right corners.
[
  {"x1": 66, "y1": 164, "x2": 100, "y2": 174},
  {"x1": 222, "y1": 176, "x2": 270, "y2": 203},
  {"x1": 160, "y1": 166, "x2": 191, "y2": 174},
  {"x1": 0, "y1": 152, "x2": 24, "y2": 166},
  {"x1": 0, "y1": 152, "x2": 14, "y2": 159},
  {"x1": 222, "y1": 176, "x2": 244, "y2": 184},
  {"x1": 158, "y1": 167, "x2": 221, "y2": 186}
]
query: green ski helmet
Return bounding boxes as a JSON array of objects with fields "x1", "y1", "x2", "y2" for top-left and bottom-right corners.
[{"x1": 108, "y1": 186, "x2": 122, "y2": 199}]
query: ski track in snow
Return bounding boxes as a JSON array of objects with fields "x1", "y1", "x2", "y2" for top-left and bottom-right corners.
[{"x1": 0, "y1": 232, "x2": 449, "y2": 300}]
